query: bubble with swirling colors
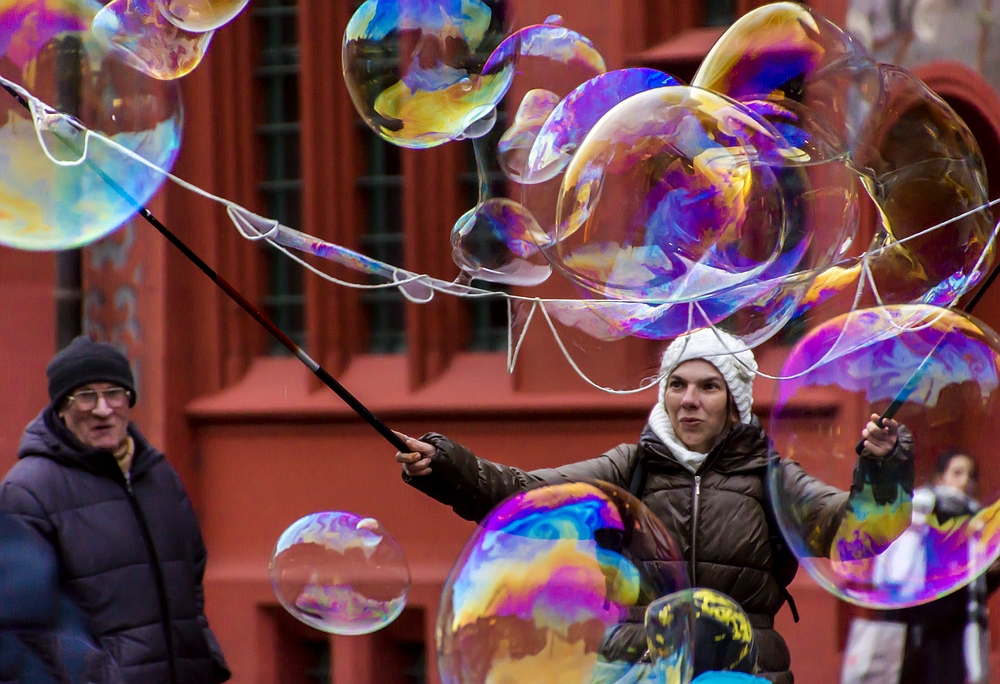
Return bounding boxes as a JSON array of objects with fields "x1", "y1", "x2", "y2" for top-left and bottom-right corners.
[
  {"x1": 437, "y1": 480, "x2": 688, "y2": 684},
  {"x1": 798, "y1": 65, "x2": 996, "y2": 317},
  {"x1": 342, "y1": 0, "x2": 514, "y2": 149},
  {"x1": 0, "y1": 0, "x2": 182, "y2": 250},
  {"x1": 93, "y1": 0, "x2": 214, "y2": 80},
  {"x1": 450, "y1": 197, "x2": 550, "y2": 285},
  {"x1": 270, "y1": 511, "x2": 410, "y2": 635},
  {"x1": 692, "y1": 1, "x2": 880, "y2": 158},
  {"x1": 548, "y1": 86, "x2": 801, "y2": 302},
  {"x1": 647, "y1": 588, "x2": 758, "y2": 678},
  {"x1": 768, "y1": 305, "x2": 1000, "y2": 609},
  {"x1": 695, "y1": 3, "x2": 995, "y2": 321}
]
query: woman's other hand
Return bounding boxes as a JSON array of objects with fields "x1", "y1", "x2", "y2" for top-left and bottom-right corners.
[{"x1": 861, "y1": 414, "x2": 899, "y2": 458}]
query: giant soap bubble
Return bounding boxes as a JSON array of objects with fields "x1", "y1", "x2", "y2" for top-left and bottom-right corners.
[
  {"x1": 436, "y1": 480, "x2": 689, "y2": 684},
  {"x1": 535, "y1": 83, "x2": 858, "y2": 347},
  {"x1": 0, "y1": 0, "x2": 182, "y2": 250},
  {"x1": 768, "y1": 305, "x2": 1000, "y2": 608},
  {"x1": 270, "y1": 511, "x2": 410, "y2": 635},
  {"x1": 548, "y1": 86, "x2": 791, "y2": 302},
  {"x1": 850, "y1": 66, "x2": 995, "y2": 306},
  {"x1": 342, "y1": 0, "x2": 514, "y2": 149}
]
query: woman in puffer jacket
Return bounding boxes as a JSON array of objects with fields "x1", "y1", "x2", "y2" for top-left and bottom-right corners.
[{"x1": 395, "y1": 328, "x2": 913, "y2": 684}]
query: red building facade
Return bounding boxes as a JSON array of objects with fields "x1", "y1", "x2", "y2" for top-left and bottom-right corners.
[{"x1": 4, "y1": 1, "x2": 1000, "y2": 682}]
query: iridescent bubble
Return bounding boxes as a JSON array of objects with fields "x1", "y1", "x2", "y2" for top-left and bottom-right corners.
[
  {"x1": 769, "y1": 305, "x2": 1000, "y2": 608},
  {"x1": 459, "y1": 103, "x2": 498, "y2": 139},
  {"x1": 547, "y1": 85, "x2": 794, "y2": 303},
  {"x1": 342, "y1": 0, "x2": 514, "y2": 149},
  {"x1": 497, "y1": 88, "x2": 560, "y2": 182},
  {"x1": 794, "y1": 65, "x2": 995, "y2": 321},
  {"x1": 534, "y1": 79, "x2": 866, "y2": 348},
  {"x1": 94, "y1": 0, "x2": 214, "y2": 80},
  {"x1": 522, "y1": 68, "x2": 682, "y2": 188},
  {"x1": 155, "y1": 0, "x2": 249, "y2": 33},
  {"x1": 647, "y1": 588, "x2": 757, "y2": 677},
  {"x1": 692, "y1": 1, "x2": 881, "y2": 156},
  {"x1": 0, "y1": 0, "x2": 183, "y2": 250},
  {"x1": 436, "y1": 480, "x2": 688, "y2": 684},
  {"x1": 852, "y1": 65, "x2": 995, "y2": 305},
  {"x1": 483, "y1": 16, "x2": 606, "y2": 85},
  {"x1": 450, "y1": 197, "x2": 550, "y2": 285},
  {"x1": 270, "y1": 511, "x2": 410, "y2": 635}
]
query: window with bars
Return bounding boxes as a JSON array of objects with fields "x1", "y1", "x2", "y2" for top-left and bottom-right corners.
[
  {"x1": 458, "y1": 107, "x2": 510, "y2": 352},
  {"x1": 703, "y1": 0, "x2": 737, "y2": 26},
  {"x1": 356, "y1": 124, "x2": 407, "y2": 354},
  {"x1": 254, "y1": 0, "x2": 305, "y2": 355}
]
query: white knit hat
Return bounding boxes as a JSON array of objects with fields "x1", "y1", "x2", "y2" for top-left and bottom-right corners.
[{"x1": 656, "y1": 328, "x2": 758, "y2": 424}]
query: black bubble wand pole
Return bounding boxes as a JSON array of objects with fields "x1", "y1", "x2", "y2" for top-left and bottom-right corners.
[{"x1": 1, "y1": 82, "x2": 409, "y2": 453}]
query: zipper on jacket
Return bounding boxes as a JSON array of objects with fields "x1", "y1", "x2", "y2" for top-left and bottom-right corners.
[
  {"x1": 122, "y1": 475, "x2": 178, "y2": 684},
  {"x1": 691, "y1": 475, "x2": 701, "y2": 585}
]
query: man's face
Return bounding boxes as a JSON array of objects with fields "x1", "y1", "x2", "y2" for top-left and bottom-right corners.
[
  {"x1": 58, "y1": 382, "x2": 132, "y2": 452},
  {"x1": 663, "y1": 359, "x2": 732, "y2": 454}
]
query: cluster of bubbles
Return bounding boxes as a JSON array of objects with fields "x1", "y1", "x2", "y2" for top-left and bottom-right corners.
[
  {"x1": 269, "y1": 511, "x2": 410, "y2": 636},
  {"x1": 3, "y1": 0, "x2": 994, "y2": 361},
  {"x1": 342, "y1": 0, "x2": 995, "y2": 354},
  {"x1": 336, "y1": 0, "x2": 1000, "y2": 623}
]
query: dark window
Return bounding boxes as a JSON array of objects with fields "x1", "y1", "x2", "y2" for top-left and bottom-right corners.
[
  {"x1": 356, "y1": 124, "x2": 407, "y2": 354},
  {"x1": 265, "y1": 607, "x2": 331, "y2": 683},
  {"x1": 703, "y1": 0, "x2": 737, "y2": 26},
  {"x1": 458, "y1": 106, "x2": 510, "y2": 352},
  {"x1": 254, "y1": 0, "x2": 304, "y2": 354}
]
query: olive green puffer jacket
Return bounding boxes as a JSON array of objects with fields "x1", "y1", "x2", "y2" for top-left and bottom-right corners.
[{"x1": 405, "y1": 420, "x2": 913, "y2": 683}]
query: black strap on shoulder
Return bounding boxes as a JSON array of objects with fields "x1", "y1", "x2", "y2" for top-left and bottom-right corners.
[
  {"x1": 628, "y1": 445, "x2": 647, "y2": 500},
  {"x1": 763, "y1": 457, "x2": 800, "y2": 623}
]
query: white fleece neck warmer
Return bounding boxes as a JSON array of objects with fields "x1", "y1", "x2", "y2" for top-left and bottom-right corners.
[{"x1": 648, "y1": 401, "x2": 711, "y2": 473}]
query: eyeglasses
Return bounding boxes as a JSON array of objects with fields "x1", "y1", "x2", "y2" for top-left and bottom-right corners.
[{"x1": 66, "y1": 387, "x2": 131, "y2": 411}]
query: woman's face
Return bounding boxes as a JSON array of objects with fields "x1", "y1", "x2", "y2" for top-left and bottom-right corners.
[
  {"x1": 938, "y1": 454, "x2": 978, "y2": 498},
  {"x1": 664, "y1": 359, "x2": 732, "y2": 454}
]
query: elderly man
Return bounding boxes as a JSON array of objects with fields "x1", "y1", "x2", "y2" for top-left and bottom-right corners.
[{"x1": 0, "y1": 336, "x2": 229, "y2": 684}]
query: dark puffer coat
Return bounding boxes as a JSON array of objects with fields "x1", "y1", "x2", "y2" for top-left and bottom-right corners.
[
  {"x1": 0, "y1": 409, "x2": 230, "y2": 684},
  {"x1": 404, "y1": 420, "x2": 913, "y2": 684}
]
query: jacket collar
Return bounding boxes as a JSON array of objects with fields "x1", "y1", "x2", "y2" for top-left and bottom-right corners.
[{"x1": 639, "y1": 418, "x2": 771, "y2": 475}]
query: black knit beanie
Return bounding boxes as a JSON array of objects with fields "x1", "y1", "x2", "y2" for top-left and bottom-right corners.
[{"x1": 46, "y1": 336, "x2": 137, "y2": 409}]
